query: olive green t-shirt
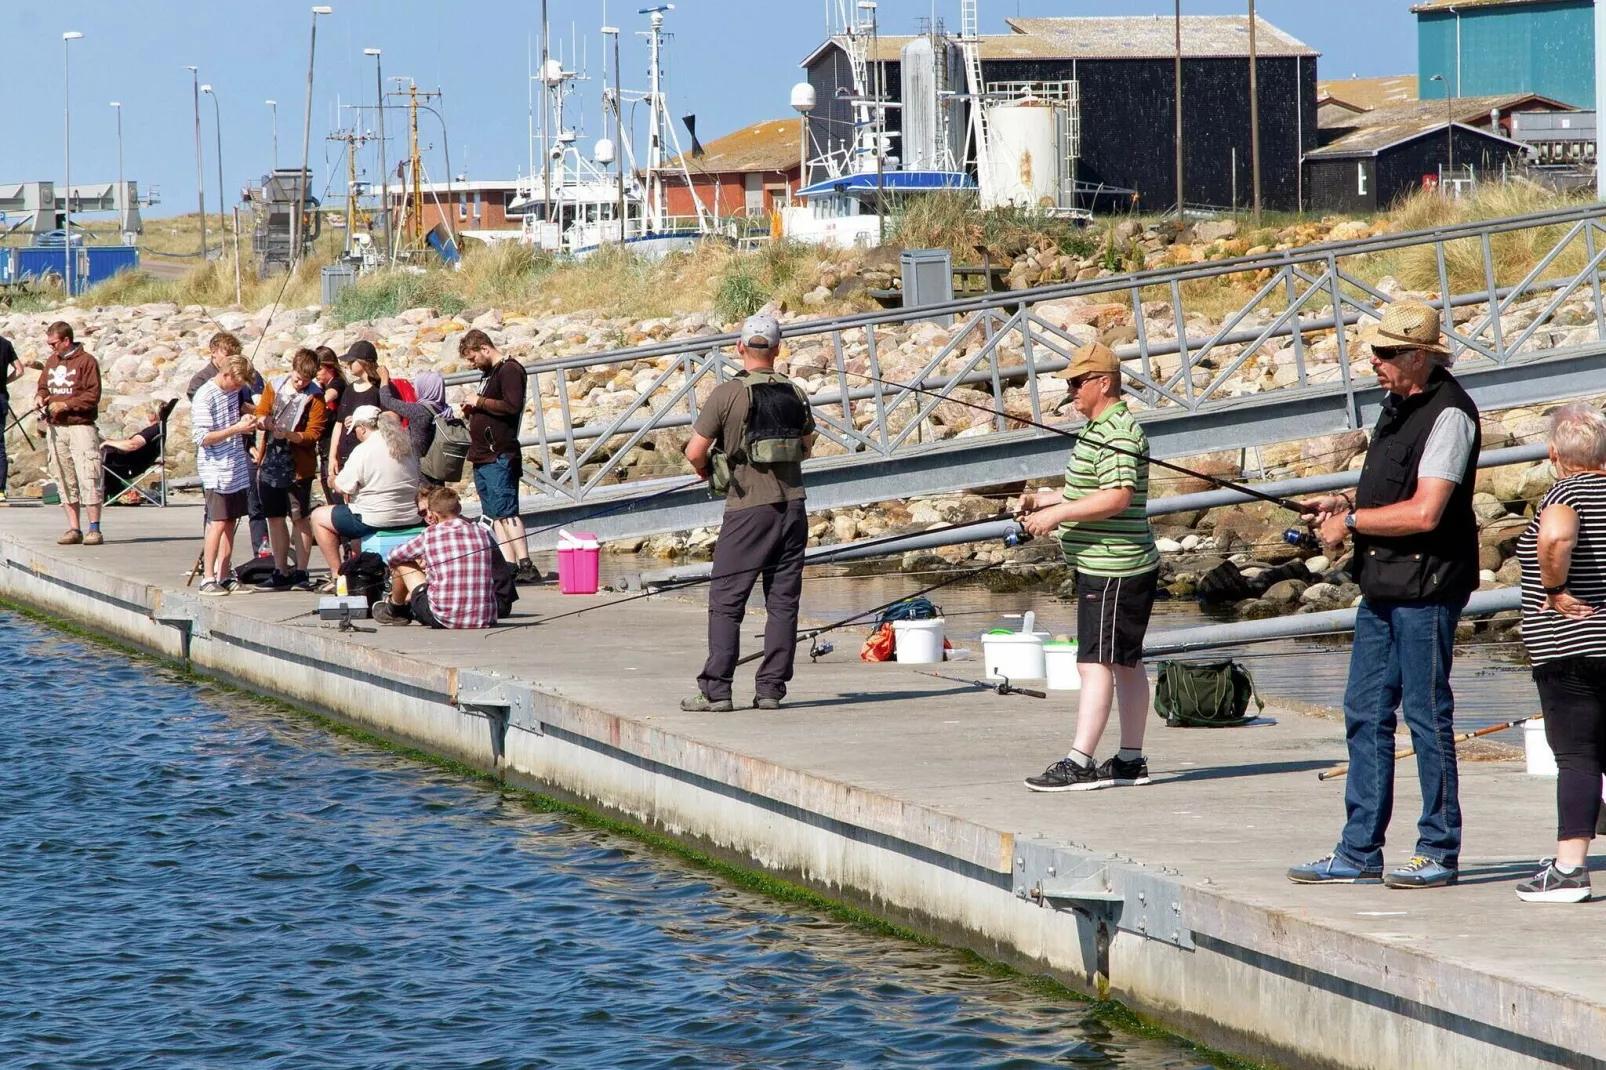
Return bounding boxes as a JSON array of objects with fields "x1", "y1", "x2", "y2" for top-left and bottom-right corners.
[{"x1": 693, "y1": 376, "x2": 813, "y2": 513}]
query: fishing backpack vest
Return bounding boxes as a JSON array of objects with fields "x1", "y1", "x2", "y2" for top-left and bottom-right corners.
[
  {"x1": 710, "y1": 370, "x2": 810, "y2": 495},
  {"x1": 1352, "y1": 368, "x2": 1481, "y2": 603}
]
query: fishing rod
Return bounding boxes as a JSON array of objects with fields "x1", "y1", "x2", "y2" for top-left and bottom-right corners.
[
  {"x1": 915, "y1": 670, "x2": 1046, "y2": 699},
  {"x1": 1315, "y1": 713, "x2": 1542, "y2": 781},
  {"x1": 5, "y1": 406, "x2": 36, "y2": 451},
  {"x1": 834, "y1": 368, "x2": 1315, "y2": 518},
  {"x1": 733, "y1": 560, "x2": 1006, "y2": 667}
]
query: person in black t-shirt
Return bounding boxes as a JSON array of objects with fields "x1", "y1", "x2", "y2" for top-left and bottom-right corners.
[
  {"x1": 0, "y1": 333, "x2": 20, "y2": 500},
  {"x1": 459, "y1": 329, "x2": 537, "y2": 584}
]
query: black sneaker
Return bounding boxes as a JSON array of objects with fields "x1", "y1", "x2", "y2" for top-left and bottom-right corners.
[
  {"x1": 1024, "y1": 758, "x2": 1108, "y2": 793},
  {"x1": 255, "y1": 570, "x2": 294, "y2": 591},
  {"x1": 1100, "y1": 755, "x2": 1151, "y2": 787},
  {"x1": 290, "y1": 569, "x2": 312, "y2": 590},
  {"x1": 1515, "y1": 859, "x2": 1592, "y2": 903},
  {"x1": 515, "y1": 559, "x2": 545, "y2": 585}
]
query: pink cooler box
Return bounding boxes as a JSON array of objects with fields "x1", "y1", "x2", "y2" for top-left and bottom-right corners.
[{"x1": 556, "y1": 531, "x2": 600, "y2": 594}]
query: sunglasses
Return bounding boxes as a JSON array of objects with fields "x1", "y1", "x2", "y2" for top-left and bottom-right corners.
[
  {"x1": 1370, "y1": 347, "x2": 1418, "y2": 362},
  {"x1": 1068, "y1": 372, "x2": 1107, "y2": 389}
]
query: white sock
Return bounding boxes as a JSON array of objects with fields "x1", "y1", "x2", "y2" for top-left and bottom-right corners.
[
  {"x1": 1117, "y1": 747, "x2": 1143, "y2": 762},
  {"x1": 1556, "y1": 862, "x2": 1584, "y2": 875},
  {"x1": 1066, "y1": 749, "x2": 1094, "y2": 769}
]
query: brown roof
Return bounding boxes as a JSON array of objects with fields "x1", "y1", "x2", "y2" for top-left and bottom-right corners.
[
  {"x1": 1317, "y1": 75, "x2": 1419, "y2": 111},
  {"x1": 1411, "y1": 0, "x2": 1560, "y2": 11},
  {"x1": 669, "y1": 118, "x2": 803, "y2": 176},
  {"x1": 802, "y1": 14, "x2": 1316, "y2": 66},
  {"x1": 1317, "y1": 92, "x2": 1575, "y2": 132}
]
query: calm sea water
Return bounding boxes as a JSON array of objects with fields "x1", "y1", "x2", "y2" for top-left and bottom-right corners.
[{"x1": 0, "y1": 611, "x2": 1224, "y2": 1070}]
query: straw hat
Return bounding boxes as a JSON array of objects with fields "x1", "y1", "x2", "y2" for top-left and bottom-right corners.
[{"x1": 1363, "y1": 301, "x2": 1450, "y2": 356}]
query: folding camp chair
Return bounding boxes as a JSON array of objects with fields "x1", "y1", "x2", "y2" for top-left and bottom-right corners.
[{"x1": 103, "y1": 398, "x2": 179, "y2": 507}]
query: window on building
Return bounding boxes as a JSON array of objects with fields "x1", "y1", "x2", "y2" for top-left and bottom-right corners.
[
  {"x1": 473, "y1": 191, "x2": 482, "y2": 219},
  {"x1": 458, "y1": 196, "x2": 469, "y2": 221},
  {"x1": 1357, "y1": 163, "x2": 1367, "y2": 197}
]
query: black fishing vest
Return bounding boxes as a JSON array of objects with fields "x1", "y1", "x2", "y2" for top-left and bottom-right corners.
[{"x1": 1352, "y1": 368, "x2": 1481, "y2": 604}]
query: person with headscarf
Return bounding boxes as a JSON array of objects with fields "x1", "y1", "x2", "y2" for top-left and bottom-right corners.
[{"x1": 375, "y1": 364, "x2": 450, "y2": 481}]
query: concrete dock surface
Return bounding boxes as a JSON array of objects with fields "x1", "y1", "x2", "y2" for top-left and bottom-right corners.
[{"x1": 2, "y1": 500, "x2": 1601, "y2": 1070}]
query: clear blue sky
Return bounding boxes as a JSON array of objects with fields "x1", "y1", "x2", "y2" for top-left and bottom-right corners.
[{"x1": 5, "y1": 1, "x2": 1415, "y2": 223}]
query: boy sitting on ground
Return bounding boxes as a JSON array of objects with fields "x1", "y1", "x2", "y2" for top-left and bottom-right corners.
[{"x1": 374, "y1": 486, "x2": 498, "y2": 629}]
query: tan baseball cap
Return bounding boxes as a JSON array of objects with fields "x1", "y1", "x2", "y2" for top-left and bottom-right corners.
[{"x1": 1057, "y1": 342, "x2": 1122, "y2": 381}]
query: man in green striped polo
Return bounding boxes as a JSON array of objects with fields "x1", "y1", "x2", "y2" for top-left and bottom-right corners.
[{"x1": 1017, "y1": 342, "x2": 1160, "y2": 792}]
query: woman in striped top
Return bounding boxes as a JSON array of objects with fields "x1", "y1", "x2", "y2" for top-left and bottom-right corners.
[{"x1": 1515, "y1": 402, "x2": 1606, "y2": 902}]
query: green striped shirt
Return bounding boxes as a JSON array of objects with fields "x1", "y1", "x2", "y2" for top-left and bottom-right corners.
[{"x1": 1057, "y1": 402, "x2": 1159, "y2": 578}]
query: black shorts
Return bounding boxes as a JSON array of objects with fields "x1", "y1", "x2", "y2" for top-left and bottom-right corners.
[
  {"x1": 410, "y1": 583, "x2": 444, "y2": 629},
  {"x1": 205, "y1": 489, "x2": 249, "y2": 522},
  {"x1": 1075, "y1": 569, "x2": 1159, "y2": 668},
  {"x1": 259, "y1": 477, "x2": 313, "y2": 520}
]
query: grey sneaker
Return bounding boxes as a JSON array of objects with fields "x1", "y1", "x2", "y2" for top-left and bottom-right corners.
[
  {"x1": 197, "y1": 579, "x2": 228, "y2": 597},
  {"x1": 753, "y1": 695, "x2": 782, "y2": 710},
  {"x1": 371, "y1": 602, "x2": 411, "y2": 626},
  {"x1": 1515, "y1": 859, "x2": 1591, "y2": 903},
  {"x1": 680, "y1": 693, "x2": 734, "y2": 713},
  {"x1": 1383, "y1": 854, "x2": 1458, "y2": 889}
]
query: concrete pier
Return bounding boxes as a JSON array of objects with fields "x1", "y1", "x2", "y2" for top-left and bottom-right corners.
[{"x1": 1, "y1": 502, "x2": 1600, "y2": 1070}]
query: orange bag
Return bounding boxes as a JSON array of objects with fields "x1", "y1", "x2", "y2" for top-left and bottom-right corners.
[{"x1": 860, "y1": 622, "x2": 896, "y2": 662}]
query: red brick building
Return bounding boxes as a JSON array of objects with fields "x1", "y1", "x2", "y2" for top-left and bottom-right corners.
[
  {"x1": 664, "y1": 118, "x2": 805, "y2": 220},
  {"x1": 382, "y1": 179, "x2": 525, "y2": 241}
]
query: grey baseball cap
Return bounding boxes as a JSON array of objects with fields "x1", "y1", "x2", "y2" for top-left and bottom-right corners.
[{"x1": 739, "y1": 313, "x2": 781, "y2": 350}]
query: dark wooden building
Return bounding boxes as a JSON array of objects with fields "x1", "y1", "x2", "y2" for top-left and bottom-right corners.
[
  {"x1": 1306, "y1": 93, "x2": 1569, "y2": 211},
  {"x1": 800, "y1": 15, "x2": 1319, "y2": 213}
]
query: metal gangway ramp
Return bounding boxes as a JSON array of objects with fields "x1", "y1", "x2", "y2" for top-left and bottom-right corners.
[{"x1": 441, "y1": 203, "x2": 1606, "y2": 548}]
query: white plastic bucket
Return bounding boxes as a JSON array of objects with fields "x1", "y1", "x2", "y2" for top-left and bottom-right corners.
[
  {"x1": 892, "y1": 618, "x2": 945, "y2": 663},
  {"x1": 983, "y1": 632, "x2": 1046, "y2": 681},
  {"x1": 1526, "y1": 718, "x2": 1557, "y2": 777},
  {"x1": 1044, "y1": 642, "x2": 1081, "y2": 691}
]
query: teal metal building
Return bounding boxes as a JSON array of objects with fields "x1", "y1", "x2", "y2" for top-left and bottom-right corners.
[{"x1": 1415, "y1": 0, "x2": 1594, "y2": 107}]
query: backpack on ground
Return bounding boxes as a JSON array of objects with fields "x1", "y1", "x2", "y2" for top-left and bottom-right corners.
[
  {"x1": 420, "y1": 410, "x2": 472, "y2": 483},
  {"x1": 339, "y1": 551, "x2": 388, "y2": 609},
  {"x1": 709, "y1": 370, "x2": 810, "y2": 496},
  {"x1": 1152, "y1": 659, "x2": 1264, "y2": 728},
  {"x1": 873, "y1": 596, "x2": 940, "y2": 631}
]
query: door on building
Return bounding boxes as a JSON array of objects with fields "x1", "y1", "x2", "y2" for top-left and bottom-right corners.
[{"x1": 744, "y1": 174, "x2": 764, "y2": 217}]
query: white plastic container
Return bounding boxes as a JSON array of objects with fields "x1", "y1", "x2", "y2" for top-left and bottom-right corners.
[
  {"x1": 892, "y1": 618, "x2": 946, "y2": 664},
  {"x1": 1526, "y1": 718, "x2": 1557, "y2": 776},
  {"x1": 983, "y1": 613, "x2": 1049, "y2": 681},
  {"x1": 1044, "y1": 641, "x2": 1081, "y2": 691}
]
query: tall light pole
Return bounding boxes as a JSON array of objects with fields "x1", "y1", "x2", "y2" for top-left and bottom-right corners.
[
  {"x1": 1431, "y1": 73, "x2": 1454, "y2": 180},
  {"x1": 1248, "y1": 0, "x2": 1261, "y2": 227},
  {"x1": 202, "y1": 85, "x2": 226, "y2": 240},
  {"x1": 858, "y1": 1, "x2": 883, "y2": 243},
  {"x1": 186, "y1": 65, "x2": 208, "y2": 260},
  {"x1": 62, "y1": 32, "x2": 83, "y2": 297},
  {"x1": 604, "y1": 25, "x2": 626, "y2": 243},
  {"x1": 1174, "y1": 0, "x2": 1185, "y2": 218},
  {"x1": 293, "y1": 5, "x2": 334, "y2": 269},
  {"x1": 364, "y1": 48, "x2": 391, "y2": 262},
  {"x1": 266, "y1": 99, "x2": 278, "y2": 169},
  {"x1": 110, "y1": 101, "x2": 126, "y2": 243}
]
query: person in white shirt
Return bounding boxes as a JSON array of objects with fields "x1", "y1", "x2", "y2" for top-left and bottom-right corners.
[
  {"x1": 309, "y1": 406, "x2": 421, "y2": 590},
  {"x1": 191, "y1": 355, "x2": 263, "y2": 595}
]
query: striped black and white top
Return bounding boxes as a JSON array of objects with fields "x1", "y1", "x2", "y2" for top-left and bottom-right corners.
[{"x1": 1518, "y1": 472, "x2": 1606, "y2": 664}]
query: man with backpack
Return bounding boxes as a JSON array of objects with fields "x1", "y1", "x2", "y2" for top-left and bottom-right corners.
[
  {"x1": 251, "y1": 348, "x2": 327, "y2": 590},
  {"x1": 680, "y1": 314, "x2": 815, "y2": 713}
]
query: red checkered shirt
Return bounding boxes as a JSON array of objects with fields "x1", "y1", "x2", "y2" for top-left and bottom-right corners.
[{"x1": 387, "y1": 518, "x2": 497, "y2": 629}]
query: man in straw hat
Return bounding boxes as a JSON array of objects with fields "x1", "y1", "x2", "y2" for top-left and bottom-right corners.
[
  {"x1": 1289, "y1": 300, "x2": 1481, "y2": 889},
  {"x1": 1018, "y1": 342, "x2": 1160, "y2": 792}
]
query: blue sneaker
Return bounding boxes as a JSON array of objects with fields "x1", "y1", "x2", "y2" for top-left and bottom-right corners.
[
  {"x1": 1287, "y1": 854, "x2": 1383, "y2": 884},
  {"x1": 1383, "y1": 855, "x2": 1458, "y2": 889}
]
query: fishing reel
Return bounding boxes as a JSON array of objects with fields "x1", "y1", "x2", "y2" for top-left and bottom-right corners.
[
  {"x1": 1282, "y1": 527, "x2": 1321, "y2": 553},
  {"x1": 808, "y1": 639, "x2": 834, "y2": 662},
  {"x1": 1003, "y1": 524, "x2": 1033, "y2": 549}
]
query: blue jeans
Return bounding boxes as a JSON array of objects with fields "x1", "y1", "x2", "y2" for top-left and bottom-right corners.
[{"x1": 1336, "y1": 597, "x2": 1466, "y2": 870}]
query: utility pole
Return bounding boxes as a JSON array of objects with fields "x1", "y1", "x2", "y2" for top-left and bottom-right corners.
[
  {"x1": 1174, "y1": 0, "x2": 1184, "y2": 219},
  {"x1": 1248, "y1": 0, "x2": 1261, "y2": 227},
  {"x1": 111, "y1": 101, "x2": 126, "y2": 243},
  {"x1": 604, "y1": 25, "x2": 626, "y2": 244},
  {"x1": 540, "y1": 0, "x2": 551, "y2": 235},
  {"x1": 186, "y1": 65, "x2": 208, "y2": 261},
  {"x1": 203, "y1": 85, "x2": 226, "y2": 241},
  {"x1": 365, "y1": 49, "x2": 391, "y2": 263},
  {"x1": 328, "y1": 128, "x2": 376, "y2": 259},
  {"x1": 63, "y1": 32, "x2": 82, "y2": 297}
]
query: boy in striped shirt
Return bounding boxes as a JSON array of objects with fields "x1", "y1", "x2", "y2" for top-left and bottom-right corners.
[{"x1": 1017, "y1": 343, "x2": 1160, "y2": 792}]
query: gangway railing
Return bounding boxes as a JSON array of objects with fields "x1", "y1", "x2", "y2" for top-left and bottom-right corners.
[{"x1": 444, "y1": 202, "x2": 1606, "y2": 545}]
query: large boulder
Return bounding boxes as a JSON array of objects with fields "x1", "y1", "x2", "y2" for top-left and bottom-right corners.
[{"x1": 1198, "y1": 559, "x2": 1253, "y2": 603}]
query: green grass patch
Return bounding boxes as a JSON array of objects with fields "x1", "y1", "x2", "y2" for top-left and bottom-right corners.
[
  {"x1": 0, "y1": 594, "x2": 1273, "y2": 1070},
  {"x1": 329, "y1": 267, "x2": 471, "y2": 325}
]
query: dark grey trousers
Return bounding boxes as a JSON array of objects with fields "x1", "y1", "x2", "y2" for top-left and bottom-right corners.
[{"x1": 698, "y1": 499, "x2": 808, "y2": 703}]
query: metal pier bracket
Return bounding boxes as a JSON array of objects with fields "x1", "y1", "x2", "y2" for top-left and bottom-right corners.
[
  {"x1": 1014, "y1": 838, "x2": 1195, "y2": 950},
  {"x1": 456, "y1": 670, "x2": 543, "y2": 736}
]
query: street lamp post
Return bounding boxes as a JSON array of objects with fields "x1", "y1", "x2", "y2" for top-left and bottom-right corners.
[
  {"x1": 266, "y1": 100, "x2": 278, "y2": 169},
  {"x1": 857, "y1": 1, "x2": 882, "y2": 243},
  {"x1": 202, "y1": 85, "x2": 226, "y2": 241},
  {"x1": 63, "y1": 32, "x2": 82, "y2": 297},
  {"x1": 293, "y1": 6, "x2": 334, "y2": 269},
  {"x1": 364, "y1": 48, "x2": 391, "y2": 263},
  {"x1": 110, "y1": 101, "x2": 126, "y2": 243},
  {"x1": 186, "y1": 66, "x2": 208, "y2": 260},
  {"x1": 1430, "y1": 73, "x2": 1454, "y2": 183}
]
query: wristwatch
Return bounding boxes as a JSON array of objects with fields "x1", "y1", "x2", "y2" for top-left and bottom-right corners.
[
  {"x1": 1544, "y1": 582, "x2": 1570, "y2": 596},
  {"x1": 1343, "y1": 512, "x2": 1358, "y2": 533}
]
